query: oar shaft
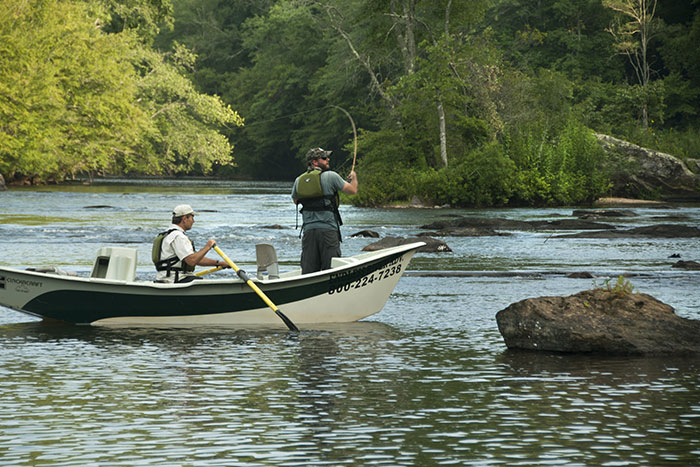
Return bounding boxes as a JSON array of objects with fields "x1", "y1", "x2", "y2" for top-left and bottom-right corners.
[
  {"x1": 230, "y1": 264, "x2": 279, "y2": 311},
  {"x1": 213, "y1": 246, "x2": 239, "y2": 272},
  {"x1": 213, "y1": 245, "x2": 299, "y2": 332},
  {"x1": 195, "y1": 265, "x2": 224, "y2": 277}
]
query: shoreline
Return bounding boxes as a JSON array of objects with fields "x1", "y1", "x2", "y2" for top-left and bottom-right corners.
[
  {"x1": 592, "y1": 197, "x2": 666, "y2": 207},
  {"x1": 379, "y1": 196, "x2": 673, "y2": 209}
]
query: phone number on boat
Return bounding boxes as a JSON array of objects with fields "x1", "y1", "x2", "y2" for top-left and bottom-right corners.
[{"x1": 328, "y1": 263, "x2": 402, "y2": 295}]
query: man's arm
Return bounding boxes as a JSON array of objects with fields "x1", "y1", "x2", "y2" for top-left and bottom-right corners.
[
  {"x1": 291, "y1": 179, "x2": 299, "y2": 204},
  {"x1": 183, "y1": 239, "x2": 225, "y2": 267},
  {"x1": 342, "y1": 170, "x2": 358, "y2": 195}
]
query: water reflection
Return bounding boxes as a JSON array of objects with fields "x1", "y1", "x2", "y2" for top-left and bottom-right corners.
[
  {"x1": 492, "y1": 350, "x2": 700, "y2": 465},
  {"x1": 1, "y1": 319, "x2": 699, "y2": 464}
]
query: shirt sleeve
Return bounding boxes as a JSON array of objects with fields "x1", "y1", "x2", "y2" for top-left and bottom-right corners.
[{"x1": 322, "y1": 171, "x2": 346, "y2": 195}]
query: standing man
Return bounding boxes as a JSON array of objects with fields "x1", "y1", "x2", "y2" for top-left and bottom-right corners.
[
  {"x1": 153, "y1": 204, "x2": 228, "y2": 283},
  {"x1": 292, "y1": 147, "x2": 358, "y2": 274}
]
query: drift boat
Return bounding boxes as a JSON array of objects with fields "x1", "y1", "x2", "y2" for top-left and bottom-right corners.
[{"x1": 0, "y1": 242, "x2": 424, "y2": 327}]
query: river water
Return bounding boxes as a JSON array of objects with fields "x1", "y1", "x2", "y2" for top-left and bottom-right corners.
[{"x1": 1, "y1": 179, "x2": 699, "y2": 465}]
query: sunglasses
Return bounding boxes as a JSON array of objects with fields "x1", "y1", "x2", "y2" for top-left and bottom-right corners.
[{"x1": 319, "y1": 156, "x2": 330, "y2": 160}]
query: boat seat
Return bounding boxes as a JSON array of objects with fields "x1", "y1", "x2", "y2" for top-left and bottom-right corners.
[
  {"x1": 90, "y1": 247, "x2": 137, "y2": 282},
  {"x1": 255, "y1": 243, "x2": 279, "y2": 280}
]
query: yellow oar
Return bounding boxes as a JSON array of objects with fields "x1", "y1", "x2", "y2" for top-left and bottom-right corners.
[
  {"x1": 213, "y1": 245, "x2": 299, "y2": 332},
  {"x1": 195, "y1": 265, "x2": 224, "y2": 277}
]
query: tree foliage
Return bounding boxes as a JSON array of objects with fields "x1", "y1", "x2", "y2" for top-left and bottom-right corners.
[
  {"x1": 0, "y1": 0, "x2": 148, "y2": 181},
  {"x1": 0, "y1": 0, "x2": 241, "y2": 183},
  {"x1": 131, "y1": 43, "x2": 243, "y2": 175},
  {"x1": 2, "y1": 0, "x2": 698, "y2": 206}
]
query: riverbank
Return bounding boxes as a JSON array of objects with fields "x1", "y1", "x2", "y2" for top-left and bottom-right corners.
[
  {"x1": 378, "y1": 196, "x2": 681, "y2": 210},
  {"x1": 593, "y1": 197, "x2": 667, "y2": 207}
]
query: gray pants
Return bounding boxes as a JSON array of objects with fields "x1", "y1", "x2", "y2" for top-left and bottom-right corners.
[{"x1": 301, "y1": 228, "x2": 341, "y2": 274}]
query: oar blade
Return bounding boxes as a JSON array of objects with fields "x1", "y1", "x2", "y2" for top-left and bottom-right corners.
[{"x1": 276, "y1": 309, "x2": 299, "y2": 332}]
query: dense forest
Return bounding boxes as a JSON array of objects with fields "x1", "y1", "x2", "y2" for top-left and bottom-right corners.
[{"x1": 1, "y1": 0, "x2": 699, "y2": 206}]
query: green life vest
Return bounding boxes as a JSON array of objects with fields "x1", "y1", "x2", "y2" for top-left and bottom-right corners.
[
  {"x1": 294, "y1": 169, "x2": 343, "y2": 241},
  {"x1": 152, "y1": 229, "x2": 195, "y2": 274},
  {"x1": 295, "y1": 169, "x2": 339, "y2": 213}
]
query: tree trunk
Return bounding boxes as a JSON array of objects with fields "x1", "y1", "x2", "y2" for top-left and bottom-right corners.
[
  {"x1": 390, "y1": 0, "x2": 417, "y2": 75},
  {"x1": 605, "y1": 0, "x2": 657, "y2": 130},
  {"x1": 437, "y1": 90, "x2": 448, "y2": 168}
]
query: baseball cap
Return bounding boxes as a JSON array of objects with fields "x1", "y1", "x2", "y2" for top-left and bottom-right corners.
[
  {"x1": 305, "y1": 147, "x2": 332, "y2": 163},
  {"x1": 173, "y1": 204, "x2": 197, "y2": 217}
]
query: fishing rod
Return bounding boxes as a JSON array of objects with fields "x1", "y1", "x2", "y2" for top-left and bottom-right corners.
[
  {"x1": 239, "y1": 104, "x2": 359, "y2": 174},
  {"x1": 331, "y1": 105, "x2": 358, "y2": 173}
]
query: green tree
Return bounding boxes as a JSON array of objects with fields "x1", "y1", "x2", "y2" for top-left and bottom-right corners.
[
  {"x1": 310, "y1": 0, "x2": 492, "y2": 169},
  {"x1": 99, "y1": 0, "x2": 174, "y2": 41},
  {"x1": 656, "y1": 2, "x2": 700, "y2": 129},
  {"x1": 154, "y1": 0, "x2": 275, "y2": 95},
  {"x1": 0, "y1": 0, "x2": 242, "y2": 183},
  {"x1": 130, "y1": 43, "x2": 244, "y2": 175},
  {"x1": 604, "y1": 0, "x2": 660, "y2": 129},
  {"x1": 0, "y1": 0, "x2": 149, "y2": 181},
  {"x1": 488, "y1": 0, "x2": 618, "y2": 81},
  {"x1": 219, "y1": 1, "x2": 333, "y2": 177}
]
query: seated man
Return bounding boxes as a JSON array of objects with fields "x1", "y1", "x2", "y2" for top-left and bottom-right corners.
[{"x1": 153, "y1": 204, "x2": 227, "y2": 283}]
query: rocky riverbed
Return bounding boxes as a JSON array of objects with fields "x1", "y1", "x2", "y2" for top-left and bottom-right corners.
[{"x1": 357, "y1": 203, "x2": 700, "y2": 270}]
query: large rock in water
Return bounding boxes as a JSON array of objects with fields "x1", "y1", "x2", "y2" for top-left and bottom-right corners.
[
  {"x1": 361, "y1": 236, "x2": 451, "y2": 252},
  {"x1": 556, "y1": 224, "x2": 700, "y2": 239},
  {"x1": 496, "y1": 289, "x2": 700, "y2": 355},
  {"x1": 596, "y1": 133, "x2": 700, "y2": 202}
]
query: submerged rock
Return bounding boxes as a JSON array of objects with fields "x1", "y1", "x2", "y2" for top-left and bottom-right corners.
[
  {"x1": 572, "y1": 209, "x2": 637, "y2": 218},
  {"x1": 672, "y1": 260, "x2": 700, "y2": 270},
  {"x1": 557, "y1": 224, "x2": 700, "y2": 239},
  {"x1": 419, "y1": 227, "x2": 510, "y2": 237},
  {"x1": 362, "y1": 236, "x2": 451, "y2": 252},
  {"x1": 593, "y1": 197, "x2": 668, "y2": 207},
  {"x1": 421, "y1": 217, "x2": 615, "y2": 232},
  {"x1": 566, "y1": 272, "x2": 594, "y2": 279},
  {"x1": 351, "y1": 230, "x2": 380, "y2": 238},
  {"x1": 496, "y1": 288, "x2": 700, "y2": 355}
]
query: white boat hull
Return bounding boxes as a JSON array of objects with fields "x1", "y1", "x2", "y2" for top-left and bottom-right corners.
[{"x1": 0, "y1": 243, "x2": 424, "y2": 327}]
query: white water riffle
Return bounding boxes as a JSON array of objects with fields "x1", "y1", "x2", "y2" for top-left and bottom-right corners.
[{"x1": 1, "y1": 179, "x2": 699, "y2": 465}]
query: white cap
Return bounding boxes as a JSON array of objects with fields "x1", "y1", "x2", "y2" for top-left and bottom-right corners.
[{"x1": 172, "y1": 204, "x2": 197, "y2": 217}]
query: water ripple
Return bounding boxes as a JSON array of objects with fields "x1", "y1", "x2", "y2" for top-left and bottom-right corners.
[{"x1": 2, "y1": 184, "x2": 700, "y2": 465}]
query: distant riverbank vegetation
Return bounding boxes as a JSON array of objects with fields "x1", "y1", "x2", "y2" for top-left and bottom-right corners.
[{"x1": 2, "y1": 0, "x2": 699, "y2": 207}]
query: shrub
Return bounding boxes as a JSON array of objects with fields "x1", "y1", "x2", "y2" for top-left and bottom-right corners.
[{"x1": 505, "y1": 121, "x2": 610, "y2": 205}]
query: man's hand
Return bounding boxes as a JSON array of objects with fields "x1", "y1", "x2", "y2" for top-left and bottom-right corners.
[{"x1": 343, "y1": 170, "x2": 358, "y2": 195}]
